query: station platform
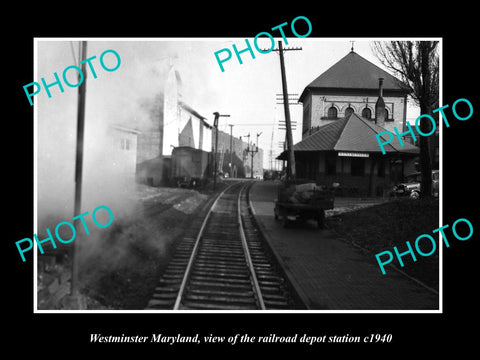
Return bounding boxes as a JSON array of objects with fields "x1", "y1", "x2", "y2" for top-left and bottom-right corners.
[{"x1": 249, "y1": 180, "x2": 439, "y2": 311}]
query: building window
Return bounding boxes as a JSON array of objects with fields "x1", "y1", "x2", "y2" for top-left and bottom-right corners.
[
  {"x1": 120, "y1": 138, "x2": 130, "y2": 150},
  {"x1": 327, "y1": 106, "x2": 338, "y2": 119},
  {"x1": 325, "y1": 152, "x2": 336, "y2": 175},
  {"x1": 385, "y1": 108, "x2": 389, "y2": 120},
  {"x1": 351, "y1": 158, "x2": 365, "y2": 176},
  {"x1": 362, "y1": 107, "x2": 372, "y2": 119},
  {"x1": 345, "y1": 106, "x2": 354, "y2": 117}
]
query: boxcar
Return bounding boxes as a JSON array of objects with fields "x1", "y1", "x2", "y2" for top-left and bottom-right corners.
[{"x1": 170, "y1": 146, "x2": 211, "y2": 188}]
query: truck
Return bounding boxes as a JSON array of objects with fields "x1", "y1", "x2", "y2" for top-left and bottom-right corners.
[{"x1": 274, "y1": 180, "x2": 335, "y2": 229}]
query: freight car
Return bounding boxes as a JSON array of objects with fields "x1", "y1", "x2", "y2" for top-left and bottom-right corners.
[{"x1": 170, "y1": 146, "x2": 212, "y2": 188}]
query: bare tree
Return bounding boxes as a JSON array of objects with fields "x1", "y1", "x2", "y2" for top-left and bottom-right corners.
[{"x1": 372, "y1": 41, "x2": 439, "y2": 198}]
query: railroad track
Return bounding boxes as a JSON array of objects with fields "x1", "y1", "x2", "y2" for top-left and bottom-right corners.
[{"x1": 146, "y1": 181, "x2": 304, "y2": 310}]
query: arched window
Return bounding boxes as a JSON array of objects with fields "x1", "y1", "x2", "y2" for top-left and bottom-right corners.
[
  {"x1": 385, "y1": 108, "x2": 389, "y2": 120},
  {"x1": 361, "y1": 107, "x2": 372, "y2": 119},
  {"x1": 327, "y1": 106, "x2": 338, "y2": 119},
  {"x1": 345, "y1": 107, "x2": 354, "y2": 117}
]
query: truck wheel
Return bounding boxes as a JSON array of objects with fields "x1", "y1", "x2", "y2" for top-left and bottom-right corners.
[
  {"x1": 410, "y1": 191, "x2": 420, "y2": 200},
  {"x1": 317, "y1": 210, "x2": 325, "y2": 229}
]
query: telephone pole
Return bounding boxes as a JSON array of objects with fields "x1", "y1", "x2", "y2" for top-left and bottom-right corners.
[
  {"x1": 71, "y1": 40, "x2": 88, "y2": 307},
  {"x1": 245, "y1": 132, "x2": 261, "y2": 179},
  {"x1": 247, "y1": 145, "x2": 258, "y2": 179},
  {"x1": 243, "y1": 133, "x2": 251, "y2": 178},
  {"x1": 265, "y1": 41, "x2": 302, "y2": 180},
  {"x1": 228, "y1": 124, "x2": 234, "y2": 178},
  {"x1": 253, "y1": 132, "x2": 262, "y2": 178},
  {"x1": 269, "y1": 117, "x2": 275, "y2": 171}
]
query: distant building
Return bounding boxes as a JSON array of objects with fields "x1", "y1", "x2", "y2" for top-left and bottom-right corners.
[
  {"x1": 136, "y1": 64, "x2": 265, "y2": 185},
  {"x1": 178, "y1": 100, "x2": 213, "y2": 152},
  {"x1": 163, "y1": 66, "x2": 212, "y2": 155},
  {"x1": 108, "y1": 124, "x2": 140, "y2": 183},
  {"x1": 214, "y1": 130, "x2": 264, "y2": 178},
  {"x1": 136, "y1": 66, "x2": 213, "y2": 186}
]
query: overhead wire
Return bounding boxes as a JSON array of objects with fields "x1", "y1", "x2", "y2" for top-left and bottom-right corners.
[{"x1": 70, "y1": 41, "x2": 79, "y2": 67}]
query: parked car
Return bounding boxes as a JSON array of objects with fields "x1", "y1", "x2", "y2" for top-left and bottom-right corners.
[{"x1": 390, "y1": 170, "x2": 439, "y2": 199}]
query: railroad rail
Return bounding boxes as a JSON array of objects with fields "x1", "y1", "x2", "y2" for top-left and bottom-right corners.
[{"x1": 146, "y1": 181, "x2": 303, "y2": 310}]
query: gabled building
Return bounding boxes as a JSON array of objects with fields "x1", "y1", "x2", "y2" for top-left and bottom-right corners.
[
  {"x1": 299, "y1": 50, "x2": 410, "y2": 138},
  {"x1": 136, "y1": 66, "x2": 213, "y2": 186},
  {"x1": 163, "y1": 66, "x2": 213, "y2": 155},
  {"x1": 280, "y1": 48, "x2": 420, "y2": 196},
  {"x1": 178, "y1": 100, "x2": 212, "y2": 152},
  {"x1": 109, "y1": 124, "x2": 141, "y2": 184}
]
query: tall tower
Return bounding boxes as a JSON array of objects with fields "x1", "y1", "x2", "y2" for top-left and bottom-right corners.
[{"x1": 162, "y1": 65, "x2": 182, "y2": 156}]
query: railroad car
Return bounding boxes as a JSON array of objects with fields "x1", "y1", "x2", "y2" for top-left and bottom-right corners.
[{"x1": 170, "y1": 146, "x2": 212, "y2": 188}]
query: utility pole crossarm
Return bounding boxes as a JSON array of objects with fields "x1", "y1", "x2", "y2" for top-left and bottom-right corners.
[{"x1": 261, "y1": 46, "x2": 303, "y2": 53}]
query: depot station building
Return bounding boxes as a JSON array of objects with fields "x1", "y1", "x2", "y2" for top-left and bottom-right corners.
[{"x1": 279, "y1": 49, "x2": 420, "y2": 197}]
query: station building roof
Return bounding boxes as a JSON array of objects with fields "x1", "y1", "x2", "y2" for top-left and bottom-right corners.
[
  {"x1": 278, "y1": 113, "x2": 419, "y2": 159},
  {"x1": 299, "y1": 51, "x2": 409, "y2": 102}
]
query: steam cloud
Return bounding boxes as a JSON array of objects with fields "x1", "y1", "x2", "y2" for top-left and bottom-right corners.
[{"x1": 35, "y1": 41, "x2": 220, "y2": 268}]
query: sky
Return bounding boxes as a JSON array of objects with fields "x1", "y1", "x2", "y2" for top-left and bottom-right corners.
[{"x1": 35, "y1": 38, "x2": 422, "y2": 220}]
